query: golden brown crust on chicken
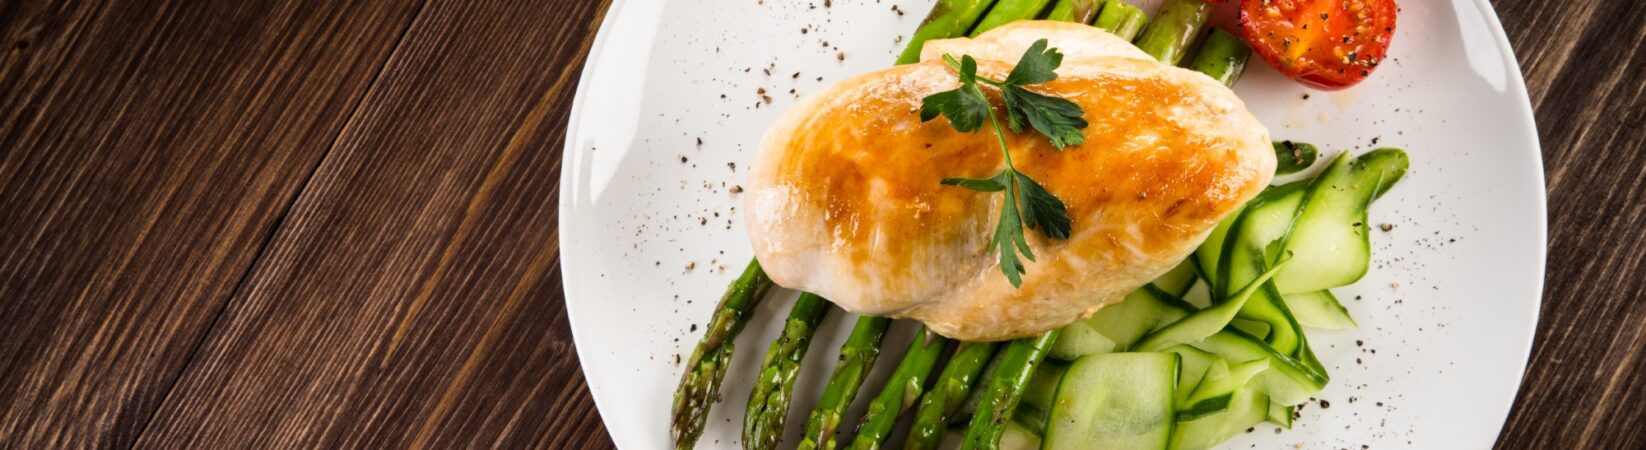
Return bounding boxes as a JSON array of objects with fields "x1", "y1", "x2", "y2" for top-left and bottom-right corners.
[{"x1": 745, "y1": 22, "x2": 1273, "y2": 341}]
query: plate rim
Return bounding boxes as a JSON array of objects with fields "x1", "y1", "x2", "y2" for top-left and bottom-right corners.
[
  {"x1": 1453, "y1": 0, "x2": 1548, "y2": 443},
  {"x1": 557, "y1": 0, "x2": 1548, "y2": 445}
]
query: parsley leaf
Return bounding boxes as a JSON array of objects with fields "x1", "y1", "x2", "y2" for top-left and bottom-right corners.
[
  {"x1": 1003, "y1": 39, "x2": 1063, "y2": 86},
  {"x1": 919, "y1": 41, "x2": 1085, "y2": 288},
  {"x1": 1003, "y1": 86, "x2": 1087, "y2": 149},
  {"x1": 1000, "y1": 40, "x2": 1087, "y2": 149},
  {"x1": 919, "y1": 55, "x2": 987, "y2": 132},
  {"x1": 943, "y1": 170, "x2": 1034, "y2": 286},
  {"x1": 991, "y1": 184, "x2": 1033, "y2": 287},
  {"x1": 1013, "y1": 171, "x2": 1072, "y2": 240},
  {"x1": 919, "y1": 89, "x2": 988, "y2": 132}
]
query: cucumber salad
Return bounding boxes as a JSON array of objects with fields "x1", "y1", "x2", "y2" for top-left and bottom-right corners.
[
  {"x1": 1013, "y1": 147, "x2": 1407, "y2": 449},
  {"x1": 671, "y1": 1, "x2": 1408, "y2": 449}
]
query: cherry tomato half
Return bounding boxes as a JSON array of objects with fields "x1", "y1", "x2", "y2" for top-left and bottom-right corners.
[{"x1": 1240, "y1": 0, "x2": 1398, "y2": 90}]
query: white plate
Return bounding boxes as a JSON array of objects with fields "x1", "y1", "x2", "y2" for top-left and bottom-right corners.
[{"x1": 560, "y1": 0, "x2": 1545, "y2": 448}]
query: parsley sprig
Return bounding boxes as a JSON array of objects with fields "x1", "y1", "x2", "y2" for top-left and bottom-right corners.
[{"x1": 918, "y1": 39, "x2": 1085, "y2": 288}]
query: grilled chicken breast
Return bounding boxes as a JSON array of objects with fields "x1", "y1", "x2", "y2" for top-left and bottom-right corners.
[{"x1": 745, "y1": 21, "x2": 1274, "y2": 341}]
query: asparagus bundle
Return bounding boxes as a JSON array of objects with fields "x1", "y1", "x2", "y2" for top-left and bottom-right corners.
[
  {"x1": 903, "y1": 341, "x2": 1002, "y2": 450},
  {"x1": 846, "y1": 328, "x2": 949, "y2": 449},
  {"x1": 796, "y1": 317, "x2": 892, "y2": 450}
]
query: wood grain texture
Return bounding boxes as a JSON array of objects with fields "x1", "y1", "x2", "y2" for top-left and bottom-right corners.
[
  {"x1": 0, "y1": 0, "x2": 1642, "y2": 448},
  {"x1": 1493, "y1": 0, "x2": 1646, "y2": 448},
  {"x1": 0, "y1": 0, "x2": 420, "y2": 448},
  {"x1": 130, "y1": 0, "x2": 612, "y2": 448}
]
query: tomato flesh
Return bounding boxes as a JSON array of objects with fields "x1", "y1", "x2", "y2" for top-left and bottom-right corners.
[{"x1": 1240, "y1": 0, "x2": 1397, "y2": 90}]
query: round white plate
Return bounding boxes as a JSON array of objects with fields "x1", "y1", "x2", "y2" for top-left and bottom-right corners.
[{"x1": 560, "y1": 0, "x2": 1545, "y2": 448}]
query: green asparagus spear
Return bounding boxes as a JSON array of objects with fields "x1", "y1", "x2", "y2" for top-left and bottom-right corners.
[
  {"x1": 1092, "y1": 0, "x2": 1148, "y2": 41},
  {"x1": 959, "y1": 330, "x2": 1060, "y2": 450},
  {"x1": 1009, "y1": 360, "x2": 1068, "y2": 434},
  {"x1": 744, "y1": 293, "x2": 833, "y2": 450},
  {"x1": 971, "y1": 0, "x2": 1056, "y2": 36},
  {"x1": 1134, "y1": 0, "x2": 1213, "y2": 65},
  {"x1": 1189, "y1": 28, "x2": 1253, "y2": 87},
  {"x1": 901, "y1": 341, "x2": 1001, "y2": 450},
  {"x1": 672, "y1": 260, "x2": 777, "y2": 450},
  {"x1": 797, "y1": 317, "x2": 893, "y2": 450},
  {"x1": 951, "y1": 345, "x2": 1006, "y2": 425},
  {"x1": 1042, "y1": 0, "x2": 1103, "y2": 24},
  {"x1": 848, "y1": 328, "x2": 950, "y2": 450},
  {"x1": 897, "y1": 0, "x2": 1000, "y2": 65}
]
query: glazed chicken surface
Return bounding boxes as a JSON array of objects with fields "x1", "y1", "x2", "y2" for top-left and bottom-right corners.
[{"x1": 745, "y1": 21, "x2": 1275, "y2": 341}]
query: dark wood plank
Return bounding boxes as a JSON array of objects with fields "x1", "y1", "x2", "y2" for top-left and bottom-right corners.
[
  {"x1": 1494, "y1": 0, "x2": 1646, "y2": 448},
  {"x1": 132, "y1": 0, "x2": 613, "y2": 448},
  {"x1": 0, "y1": 0, "x2": 421, "y2": 447}
]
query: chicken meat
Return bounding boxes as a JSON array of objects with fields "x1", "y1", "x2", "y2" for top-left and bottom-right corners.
[{"x1": 744, "y1": 21, "x2": 1274, "y2": 341}]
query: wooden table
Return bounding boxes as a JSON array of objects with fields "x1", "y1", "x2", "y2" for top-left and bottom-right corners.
[{"x1": 0, "y1": 0, "x2": 1641, "y2": 448}]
